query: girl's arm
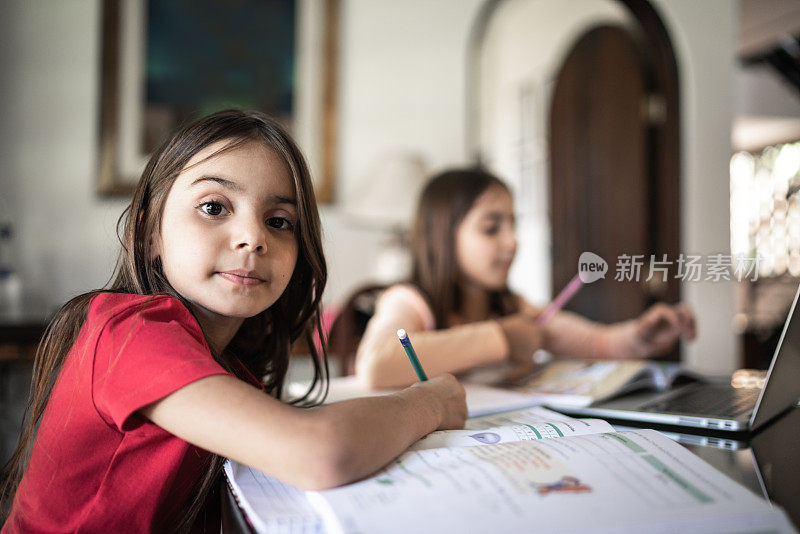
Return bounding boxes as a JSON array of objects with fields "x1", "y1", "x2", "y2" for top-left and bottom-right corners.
[
  {"x1": 541, "y1": 310, "x2": 614, "y2": 358},
  {"x1": 141, "y1": 373, "x2": 466, "y2": 491},
  {"x1": 542, "y1": 302, "x2": 697, "y2": 359},
  {"x1": 356, "y1": 288, "x2": 548, "y2": 388},
  {"x1": 355, "y1": 294, "x2": 510, "y2": 388}
]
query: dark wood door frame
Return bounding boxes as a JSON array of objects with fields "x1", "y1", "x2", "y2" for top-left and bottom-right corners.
[
  {"x1": 550, "y1": 24, "x2": 652, "y2": 323},
  {"x1": 467, "y1": 0, "x2": 681, "y2": 305},
  {"x1": 625, "y1": 0, "x2": 681, "y2": 306}
]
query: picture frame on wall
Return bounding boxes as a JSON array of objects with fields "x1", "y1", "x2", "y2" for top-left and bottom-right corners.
[{"x1": 97, "y1": 0, "x2": 337, "y2": 203}]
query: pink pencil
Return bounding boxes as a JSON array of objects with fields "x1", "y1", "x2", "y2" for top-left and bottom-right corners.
[{"x1": 537, "y1": 274, "x2": 583, "y2": 325}]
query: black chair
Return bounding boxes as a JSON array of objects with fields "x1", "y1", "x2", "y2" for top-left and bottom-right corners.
[{"x1": 327, "y1": 284, "x2": 387, "y2": 376}]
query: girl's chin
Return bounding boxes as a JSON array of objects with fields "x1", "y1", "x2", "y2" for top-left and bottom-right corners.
[
  {"x1": 483, "y1": 278, "x2": 509, "y2": 291},
  {"x1": 220, "y1": 305, "x2": 272, "y2": 319},
  {"x1": 193, "y1": 301, "x2": 272, "y2": 321},
  {"x1": 460, "y1": 272, "x2": 508, "y2": 292}
]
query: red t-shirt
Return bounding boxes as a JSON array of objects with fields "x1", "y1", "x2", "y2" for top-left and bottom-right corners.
[{"x1": 4, "y1": 293, "x2": 233, "y2": 533}]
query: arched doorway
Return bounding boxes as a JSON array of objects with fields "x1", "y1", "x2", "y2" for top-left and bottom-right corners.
[{"x1": 469, "y1": 0, "x2": 680, "y2": 336}]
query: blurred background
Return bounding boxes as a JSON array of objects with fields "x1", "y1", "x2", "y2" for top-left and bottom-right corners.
[{"x1": 1, "y1": 0, "x2": 800, "y2": 460}]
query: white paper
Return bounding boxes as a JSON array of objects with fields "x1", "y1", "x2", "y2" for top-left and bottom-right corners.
[
  {"x1": 409, "y1": 406, "x2": 614, "y2": 450},
  {"x1": 465, "y1": 405, "x2": 593, "y2": 428},
  {"x1": 224, "y1": 460, "x2": 323, "y2": 534},
  {"x1": 310, "y1": 430, "x2": 795, "y2": 534},
  {"x1": 287, "y1": 375, "x2": 541, "y2": 417}
]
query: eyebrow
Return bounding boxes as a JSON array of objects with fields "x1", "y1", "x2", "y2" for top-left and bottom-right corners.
[
  {"x1": 270, "y1": 195, "x2": 297, "y2": 206},
  {"x1": 482, "y1": 212, "x2": 514, "y2": 221},
  {"x1": 190, "y1": 176, "x2": 297, "y2": 205},
  {"x1": 191, "y1": 176, "x2": 243, "y2": 192}
]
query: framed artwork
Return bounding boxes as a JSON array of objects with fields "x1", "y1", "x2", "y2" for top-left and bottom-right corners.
[{"x1": 97, "y1": 0, "x2": 337, "y2": 202}]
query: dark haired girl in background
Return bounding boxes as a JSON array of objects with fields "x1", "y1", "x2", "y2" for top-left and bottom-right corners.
[{"x1": 356, "y1": 168, "x2": 695, "y2": 388}]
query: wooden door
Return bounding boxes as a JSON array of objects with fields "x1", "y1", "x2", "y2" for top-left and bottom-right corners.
[{"x1": 550, "y1": 24, "x2": 677, "y2": 324}]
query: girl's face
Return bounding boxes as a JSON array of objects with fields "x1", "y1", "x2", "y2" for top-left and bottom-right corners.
[
  {"x1": 155, "y1": 139, "x2": 299, "y2": 327},
  {"x1": 455, "y1": 185, "x2": 517, "y2": 291}
]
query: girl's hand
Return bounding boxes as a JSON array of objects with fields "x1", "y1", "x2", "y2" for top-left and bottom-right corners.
[
  {"x1": 496, "y1": 312, "x2": 546, "y2": 365},
  {"x1": 409, "y1": 374, "x2": 467, "y2": 430},
  {"x1": 628, "y1": 302, "x2": 697, "y2": 358}
]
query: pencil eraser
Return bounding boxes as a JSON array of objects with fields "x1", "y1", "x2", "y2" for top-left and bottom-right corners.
[{"x1": 397, "y1": 328, "x2": 407, "y2": 339}]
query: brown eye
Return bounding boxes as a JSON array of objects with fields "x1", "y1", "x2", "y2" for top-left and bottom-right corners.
[
  {"x1": 266, "y1": 217, "x2": 295, "y2": 231},
  {"x1": 201, "y1": 202, "x2": 225, "y2": 216}
]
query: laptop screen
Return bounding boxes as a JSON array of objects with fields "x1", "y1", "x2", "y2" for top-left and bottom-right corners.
[{"x1": 750, "y1": 284, "x2": 800, "y2": 430}]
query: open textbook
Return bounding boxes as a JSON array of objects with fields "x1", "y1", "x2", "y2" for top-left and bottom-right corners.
[
  {"x1": 290, "y1": 360, "x2": 706, "y2": 416},
  {"x1": 509, "y1": 358, "x2": 705, "y2": 408},
  {"x1": 225, "y1": 406, "x2": 794, "y2": 533},
  {"x1": 286, "y1": 376, "x2": 540, "y2": 417}
]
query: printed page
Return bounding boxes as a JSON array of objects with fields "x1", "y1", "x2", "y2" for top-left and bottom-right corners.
[
  {"x1": 408, "y1": 406, "x2": 614, "y2": 451},
  {"x1": 465, "y1": 405, "x2": 591, "y2": 428},
  {"x1": 460, "y1": 382, "x2": 544, "y2": 416},
  {"x1": 309, "y1": 430, "x2": 794, "y2": 534},
  {"x1": 224, "y1": 460, "x2": 323, "y2": 534},
  {"x1": 287, "y1": 375, "x2": 541, "y2": 417},
  {"x1": 514, "y1": 359, "x2": 651, "y2": 407}
]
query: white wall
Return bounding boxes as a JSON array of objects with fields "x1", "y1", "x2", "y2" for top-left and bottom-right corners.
[
  {"x1": 327, "y1": 0, "x2": 486, "y2": 302},
  {"x1": 0, "y1": 0, "x2": 127, "y2": 307},
  {"x1": 653, "y1": 0, "x2": 738, "y2": 373},
  {"x1": 1, "y1": 0, "x2": 741, "y2": 372}
]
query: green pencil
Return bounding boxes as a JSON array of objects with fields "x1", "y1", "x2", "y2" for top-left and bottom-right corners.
[{"x1": 397, "y1": 329, "x2": 428, "y2": 381}]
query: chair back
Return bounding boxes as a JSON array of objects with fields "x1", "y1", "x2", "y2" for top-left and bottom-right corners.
[{"x1": 328, "y1": 284, "x2": 387, "y2": 376}]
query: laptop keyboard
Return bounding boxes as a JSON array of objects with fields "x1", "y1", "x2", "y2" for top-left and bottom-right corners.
[{"x1": 641, "y1": 385, "x2": 761, "y2": 418}]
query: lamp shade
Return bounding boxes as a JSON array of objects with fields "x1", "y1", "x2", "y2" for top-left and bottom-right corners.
[{"x1": 345, "y1": 153, "x2": 429, "y2": 230}]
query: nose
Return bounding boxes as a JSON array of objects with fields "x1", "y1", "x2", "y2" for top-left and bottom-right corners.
[
  {"x1": 503, "y1": 226, "x2": 517, "y2": 253},
  {"x1": 233, "y1": 216, "x2": 268, "y2": 254}
]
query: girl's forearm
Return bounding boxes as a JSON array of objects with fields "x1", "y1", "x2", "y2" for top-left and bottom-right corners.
[
  {"x1": 355, "y1": 321, "x2": 507, "y2": 388},
  {"x1": 544, "y1": 311, "x2": 638, "y2": 359},
  {"x1": 141, "y1": 375, "x2": 446, "y2": 491},
  {"x1": 309, "y1": 386, "x2": 442, "y2": 487}
]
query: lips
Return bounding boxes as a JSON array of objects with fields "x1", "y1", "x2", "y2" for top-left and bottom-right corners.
[{"x1": 217, "y1": 269, "x2": 266, "y2": 286}]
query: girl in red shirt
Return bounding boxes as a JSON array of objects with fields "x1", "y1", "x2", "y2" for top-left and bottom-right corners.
[{"x1": 0, "y1": 110, "x2": 466, "y2": 532}]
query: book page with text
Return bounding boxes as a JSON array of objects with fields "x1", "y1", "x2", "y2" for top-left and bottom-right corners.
[
  {"x1": 514, "y1": 360, "x2": 651, "y2": 407},
  {"x1": 287, "y1": 376, "x2": 541, "y2": 417},
  {"x1": 408, "y1": 406, "x2": 614, "y2": 451},
  {"x1": 465, "y1": 405, "x2": 588, "y2": 427},
  {"x1": 224, "y1": 460, "x2": 323, "y2": 533},
  {"x1": 309, "y1": 429, "x2": 794, "y2": 534}
]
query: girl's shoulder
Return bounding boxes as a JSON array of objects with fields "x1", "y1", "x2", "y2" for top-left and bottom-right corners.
[
  {"x1": 379, "y1": 283, "x2": 426, "y2": 300},
  {"x1": 90, "y1": 291, "x2": 184, "y2": 314},
  {"x1": 83, "y1": 293, "x2": 214, "y2": 370},
  {"x1": 376, "y1": 284, "x2": 435, "y2": 331},
  {"x1": 88, "y1": 292, "x2": 199, "y2": 334}
]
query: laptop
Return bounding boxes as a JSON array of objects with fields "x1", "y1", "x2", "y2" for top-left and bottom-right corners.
[{"x1": 552, "y1": 284, "x2": 800, "y2": 432}]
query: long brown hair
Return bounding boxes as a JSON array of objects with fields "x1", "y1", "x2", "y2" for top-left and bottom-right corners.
[
  {"x1": 0, "y1": 110, "x2": 329, "y2": 531},
  {"x1": 409, "y1": 167, "x2": 518, "y2": 327}
]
